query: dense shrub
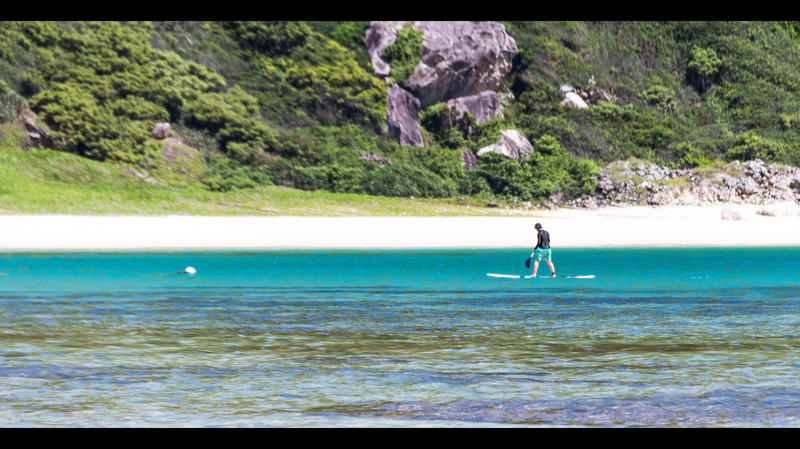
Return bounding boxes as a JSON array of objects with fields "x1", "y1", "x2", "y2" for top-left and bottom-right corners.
[
  {"x1": 200, "y1": 154, "x2": 271, "y2": 192},
  {"x1": 457, "y1": 170, "x2": 493, "y2": 197},
  {"x1": 673, "y1": 143, "x2": 713, "y2": 168},
  {"x1": 382, "y1": 24, "x2": 423, "y2": 87},
  {"x1": 314, "y1": 21, "x2": 372, "y2": 65},
  {"x1": 283, "y1": 46, "x2": 387, "y2": 129},
  {"x1": 476, "y1": 153, "x2": 553, "y2": 201},
  {"x1": 727, "y1": 132, "x2": 785, "y2": 162},
  {"x1": 326, "y1": 164, "x2": 367, "y2": 193},
  {"x1": 687, "y1": 46, "x2": 722, "y2": 95},
  {"x1": 419, "y1": 103, "x2": 472, "y2": 149},
  {"x1": 292, "y1": 165, "x2": 332, "y2": 191},
  {"x1": 360, "y1": 163, "x2": 456, "y2": 198},
  {"x1": 18, "y1": 21, "x2": 230, "y2": 167},
  {"x1": 472, "y1": 135, "x2": 598, "y2": 201},
  {"x1": 231, "y1": 23, "x2": 387, "y2": 131},
  {"x1": 223, "y1": 21, "x2": 312, "y2": 57},
  {"x1": 0, "y1": 90, "x2": 27, "y2": 123}
]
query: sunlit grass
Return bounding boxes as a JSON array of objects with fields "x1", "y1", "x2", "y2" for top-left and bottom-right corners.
[{"x1": 0, "y1": 129, "x2": 540, "y2": 217}]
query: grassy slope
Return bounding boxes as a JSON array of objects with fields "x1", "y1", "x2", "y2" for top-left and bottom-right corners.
[{"x1": 0, "y1": 122, "x2": 538, "y2": 217}]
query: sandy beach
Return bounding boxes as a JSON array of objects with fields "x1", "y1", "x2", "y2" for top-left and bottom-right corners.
[{"x1": 1, "y1": 204, "x2": 800, "y2": 250}]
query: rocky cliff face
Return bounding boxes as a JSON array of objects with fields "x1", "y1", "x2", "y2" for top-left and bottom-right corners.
[
  {"x1": 366, "y1": 21, "x2": 518, "y2": 152},
  {"x1": 402, "y1": 21, "x2": 518, "y2": 108}
]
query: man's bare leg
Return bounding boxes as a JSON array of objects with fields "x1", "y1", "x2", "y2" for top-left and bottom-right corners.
[{"x1": 526, "y1": 260, "x2": 540, "y2": 278}]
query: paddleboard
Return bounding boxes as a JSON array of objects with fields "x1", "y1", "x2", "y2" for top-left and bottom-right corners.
[
  {"x1": 528, "y1": 275, "x2": 595, "y2": 279},
  {"x1": 486, "y1": 273, "x2": 595, "y2": 279}
]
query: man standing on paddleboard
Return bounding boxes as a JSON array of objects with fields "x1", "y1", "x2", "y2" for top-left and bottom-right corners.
[{"x1": 527, "y1": 223, "x2": 556, "y2": 278}]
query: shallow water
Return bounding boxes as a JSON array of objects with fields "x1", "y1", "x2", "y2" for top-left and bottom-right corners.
[{"x1": 1, "y1": 247, "x2": 800, "y2": 427}]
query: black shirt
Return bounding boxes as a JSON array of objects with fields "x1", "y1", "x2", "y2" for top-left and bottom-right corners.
[{"x1": 536, "y1": 229, "x2": 550, "y2": 249}]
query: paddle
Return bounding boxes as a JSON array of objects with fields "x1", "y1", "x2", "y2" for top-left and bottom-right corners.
[{"x1": 525, "y1": 255, "x2": 531, "y2": 268}]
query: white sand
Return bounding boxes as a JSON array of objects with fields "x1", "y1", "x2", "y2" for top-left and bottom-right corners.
[{"x1": 1, "y1": 204, "x2": 799, "y2": 250}]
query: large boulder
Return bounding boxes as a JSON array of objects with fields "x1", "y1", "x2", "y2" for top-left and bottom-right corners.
[
  {"x1": 721, "y1": 207, "x2": 743, "y2": 221},
  {"x1": 443, "y1": 91, "x2": 503, "y2": 126},
  {"x1": 404, "y1": 21, "x2": 518, "y2": 108},
  {"x1": 366, "y1": 21, "x2": 517, "y2": 147},
  {"x1": 757, "y1": 201, "x2": 800, "y2": 217},
  {"x1": 735, "y1": 177, "x2": 760, "y2": 196},
  {"x1": 152, "y1": 122, "x2": 170, "y2": 140},
  {"x1": 476, "y1": 129, "x2": 533, "y2": 160},
  {"x1": 560, "y1": 91, "x2": 589, "y2": 109},
  {"x1": 386, "y1": 83, "x2": 424, "y2": 147}
]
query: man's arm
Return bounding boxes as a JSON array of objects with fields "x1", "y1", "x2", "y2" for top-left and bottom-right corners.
[{"x1": 531, "y1": 231, "x2": 541, "y2": 256}]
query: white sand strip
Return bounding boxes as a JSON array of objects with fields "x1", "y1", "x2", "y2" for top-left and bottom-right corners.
[{"x1": 0, "y1": 205, "x2": 799, "y2": 250}]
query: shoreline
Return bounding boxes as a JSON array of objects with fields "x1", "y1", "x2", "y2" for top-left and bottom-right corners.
[{"x1": 2, "y1": 204, "x2": 800, "y2": 250}]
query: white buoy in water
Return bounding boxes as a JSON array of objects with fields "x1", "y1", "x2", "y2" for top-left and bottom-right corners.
[{"x1": 184, "y1": 267, "x2": 196, "y2": 275}]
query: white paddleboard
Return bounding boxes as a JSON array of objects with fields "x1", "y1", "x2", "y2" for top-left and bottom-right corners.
[{"x1": 487, "y1": 273, "x2": 595, "y2": 279}]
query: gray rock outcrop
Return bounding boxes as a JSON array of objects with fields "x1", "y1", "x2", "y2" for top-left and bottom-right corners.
[
  {"x1": 402, "y1": 21, "x2": 518, "y2": 108},
  {"x1": 559, "y1": 79, "x2": 617, "y2": 108},
  {"x1": 16, "y1": 108, "x2": 52, "y2": 149},
  {"x1": 359, "y1": 152, "x2": 392, "y2": 166},
  {"x1": 560, "y1": 91, "x2": 589, "y2": 109},
  {"x1": 789, "y1": 172, "x2": 800, "y2": 190},
  {"x1": 584, "y1": 159, "x2": 800, "y2": 209},
  {"x1": 461, "y1": 149, "x2": 477, "y2": 170},
  {"x1": 366, "y1": 21, "x2": 517, "y2": 148},
  {"x1": 443, "y1": 91, "x2": 503, "y2": 126},
  {"x1": 386, "y1": 83, "x2": 424, "y2": 147},
  {"x1": 476, "y1": 129, "x2": 533, "y2": 160},
  {"x1": 152, "y1": 123, "x2": 170, "y2": 140},
  {"x1": 365, "y1": 21, "x2": 407, "y2": 78}
]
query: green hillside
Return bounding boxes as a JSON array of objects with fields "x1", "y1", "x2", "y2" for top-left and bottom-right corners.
[{"x1": 1, "y1": 21, "x2": 799, "y2": 214}]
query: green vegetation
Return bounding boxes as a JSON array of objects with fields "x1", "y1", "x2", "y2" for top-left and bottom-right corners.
[
  {"x1": 382, "y1": 24, "x2": 424, "y2": 87},
  {"x1": 504, "y1": 21, "x2": 800, "y2": 168},
  {"x1": 1, "y1": 21, "x2": 800, "y2": 215},
  {"x1": 0, "y1": 121, "x2": 527, "y2": 216}
]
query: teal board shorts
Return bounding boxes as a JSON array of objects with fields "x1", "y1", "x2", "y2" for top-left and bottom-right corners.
[{"x1": 534, "y1": 248, "x2": 552, "y2": 262}]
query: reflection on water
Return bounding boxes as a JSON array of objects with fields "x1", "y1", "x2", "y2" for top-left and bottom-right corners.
[{"x1": 1, "y1": 248, "x2": 800, "y2": 426}]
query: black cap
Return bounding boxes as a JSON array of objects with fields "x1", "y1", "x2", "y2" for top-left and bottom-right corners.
[{"x1": 534, "y1": 223, "x2": 542, "y2": 229}]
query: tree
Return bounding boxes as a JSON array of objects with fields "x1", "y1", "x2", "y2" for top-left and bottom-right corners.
[{"x1": 688, "y1": 45, "x2": 721, "y2": 95}]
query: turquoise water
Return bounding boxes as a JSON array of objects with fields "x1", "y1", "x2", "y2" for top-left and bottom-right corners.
[{"x1": 1, "y1": 247, "x2": 800, "y2": 427}]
